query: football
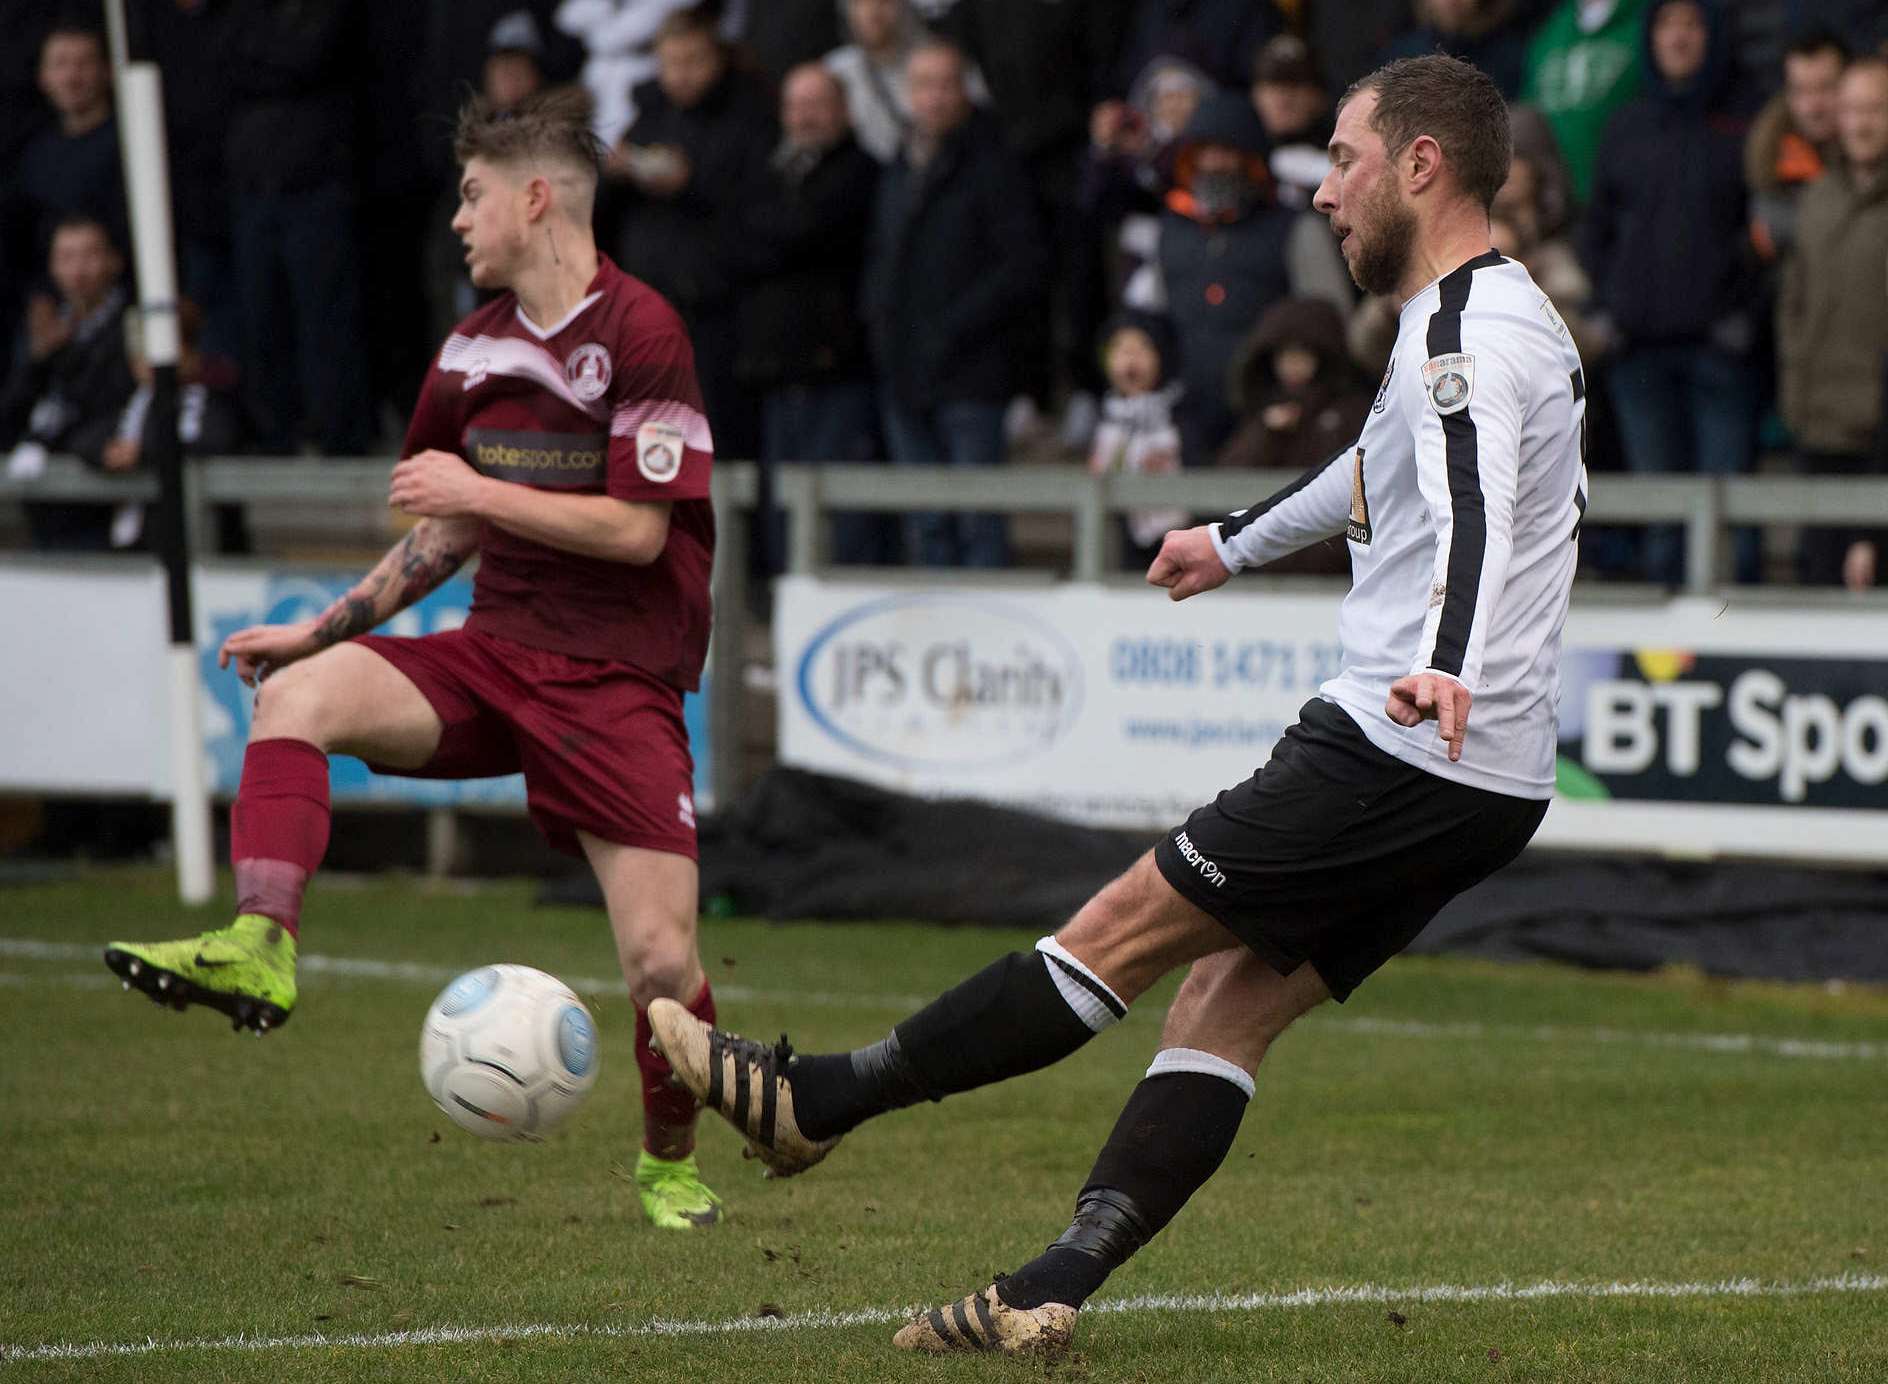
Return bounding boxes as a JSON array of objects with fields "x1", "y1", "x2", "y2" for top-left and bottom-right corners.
[{"x1": 419, "y1": 964, "x2": 600, "y2": 1143}]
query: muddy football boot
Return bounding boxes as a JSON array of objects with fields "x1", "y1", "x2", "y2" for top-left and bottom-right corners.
[
  {"x1": 892, "y1": 1285, "x2": 1077, "y2": 1357},
  {"x1": 646, "y1": 999, "x2": 839, "y2": 1177}
]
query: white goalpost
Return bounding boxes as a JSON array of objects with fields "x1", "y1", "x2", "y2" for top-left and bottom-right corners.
[{"x1": 106, "y1": 2, "x2": 214, "y2": 905}]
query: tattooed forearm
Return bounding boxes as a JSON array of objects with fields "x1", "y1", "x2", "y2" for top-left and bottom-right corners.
[
  {"x1": 312, "y1": 592, "x2": 383, "y2": 649},
  {"x1": 394, "y1": 523, "x2": 472, "y2": 607},
  {"x1": 308, "y1": 521, "x2": 475, "y2": 648}
]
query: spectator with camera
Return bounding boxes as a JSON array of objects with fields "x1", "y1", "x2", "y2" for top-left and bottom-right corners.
[
  {"x1": 1779, "y1": 56, "x2": 1888, "y2": 588},
  {"x1": 1086, "y1": 56, "x2": 1211, "y2": 315}
]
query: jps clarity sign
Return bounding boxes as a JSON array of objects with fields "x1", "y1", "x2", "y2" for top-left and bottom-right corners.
[
  {"x1": 775, "y1": 578, "x2": 1344, "y2": 828},
  {"x1": 793, "y1": 593, "x2": 1084, "y2": 771},
  {"x1": 774, "y1": 579, "x2": 1888, "y2": 863}
]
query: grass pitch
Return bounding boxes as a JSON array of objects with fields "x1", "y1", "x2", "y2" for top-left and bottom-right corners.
[{"x1": 1, "y1": 867, "x2": 1885, "y2": 1382}]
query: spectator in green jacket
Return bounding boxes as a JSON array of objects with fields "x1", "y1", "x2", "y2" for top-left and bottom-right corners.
[{"x1": 1522, "y1": 0, "x2": 1649, "y2": 201}]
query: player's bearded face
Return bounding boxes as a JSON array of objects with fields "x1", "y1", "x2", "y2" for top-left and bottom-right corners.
[{"x1": 1344, "y1": 165, "x2": 1418, "y2": 298}]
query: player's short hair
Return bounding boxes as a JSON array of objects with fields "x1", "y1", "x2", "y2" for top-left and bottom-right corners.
[
  {"x1": 1341, "y1": 55, "x2": 1512, "y2": 211},
  {"x1": 454, "y1": 85, "x2": 603, "y2": 181}
]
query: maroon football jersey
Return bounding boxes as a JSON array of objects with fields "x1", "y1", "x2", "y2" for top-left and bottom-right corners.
[{"x1": 403, "y1": 256, "x2": 714, "y2": 690}]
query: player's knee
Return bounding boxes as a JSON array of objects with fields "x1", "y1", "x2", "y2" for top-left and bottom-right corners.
[
  {"x1": 251, "y1": 660, "x2": 333, "y2": 745},
  {"x1": 617, "y1": 926, "x2": 698, "y2": 1007}
]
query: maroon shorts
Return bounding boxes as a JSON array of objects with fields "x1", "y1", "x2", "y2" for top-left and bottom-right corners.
[{"x1": 352, "y1": 627, "x2": 696, "y2": 860}]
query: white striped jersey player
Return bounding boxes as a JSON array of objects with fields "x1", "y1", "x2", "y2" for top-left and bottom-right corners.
[{"x1": 1210, "y1": 250, "x2": 1587, "y2": 798}]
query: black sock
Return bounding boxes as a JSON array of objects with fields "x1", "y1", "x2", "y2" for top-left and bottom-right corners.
[
  {"x1": 998, "y1": 1067, "x2": 1250, "y2": 1310},
  {"x1": 790, "y1": 946, "x2": 1124, "y2": 1141}
]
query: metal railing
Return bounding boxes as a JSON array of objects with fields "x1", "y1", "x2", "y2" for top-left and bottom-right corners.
[
  {"x1": 770, "y1": 463, "x2": 1888, "y2": 591},
  {"x1": 6, "y1": 454, "x2": 1887, "y2": 813},
  {"x1": 7, "y1": 454, "x2": 1885, "y2": 591}
]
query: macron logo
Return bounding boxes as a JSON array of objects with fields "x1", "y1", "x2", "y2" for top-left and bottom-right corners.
[{"x1": 1173, "y1": 831, "x2": 1227, "y2": 888}]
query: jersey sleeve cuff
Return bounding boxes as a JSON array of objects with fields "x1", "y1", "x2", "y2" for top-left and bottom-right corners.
[
  {"x1": 1412, "y1": 666, "x2": 1473, "y2": 690},
  {"x1": 1209, "y1": 522, "x2": 1244, "y2": 575}
]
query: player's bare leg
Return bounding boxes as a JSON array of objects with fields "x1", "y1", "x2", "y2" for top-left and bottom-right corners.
[
  {"x1": 648, "y1": 851, "x2": 1237, "y2": 1175},
  {"x1": 250, "y1": 642, "x2": 446, "y2": 767},
  {"x1": 105, "y1": 644, "x2": 443, "y2": 1032},
  {"x1": 897, "y1": 951, "x2": 1329, "y2": 1354},
  {"x1": 580, "y1": 833, "x2": 722, "y2": 1228}
]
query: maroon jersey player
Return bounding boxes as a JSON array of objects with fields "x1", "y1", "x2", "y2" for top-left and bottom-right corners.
[{"x1": 104, "y1": 90, "x2": 731, "y2": 1230}]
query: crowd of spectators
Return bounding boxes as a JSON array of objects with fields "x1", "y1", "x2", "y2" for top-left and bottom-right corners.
[{"x1": 2, "y1": 0, "x2": 1886, "y2": 587}]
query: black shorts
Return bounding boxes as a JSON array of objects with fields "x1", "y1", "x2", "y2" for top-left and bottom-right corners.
[{"x1": 1153, "y1": 698, "x2": 1547, "y2": 1002}]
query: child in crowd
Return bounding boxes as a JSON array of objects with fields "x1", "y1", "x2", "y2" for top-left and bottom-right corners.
[
  {"x1": 1087, "y1": 311, "x2": 1188, "y2": 569},
  {"x1": 1216, "y1": 297, "x2": 1370, "y2": 575}
]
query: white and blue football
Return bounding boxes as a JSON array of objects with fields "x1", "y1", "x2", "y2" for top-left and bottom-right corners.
[{"x1": 420, "y1": 964, "x2": 599, "y2": 1143}]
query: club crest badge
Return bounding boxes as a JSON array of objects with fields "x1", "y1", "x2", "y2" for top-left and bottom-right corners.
[
  {"x1": 565, "y1": 343, "x2": 612, "y2": 402},
  {"x1": 637, "y1": 421, "x2": 685, "y2": 483},
  {"x1": 1421, "y1": 353, "x2": 1475, "y2": 416}
]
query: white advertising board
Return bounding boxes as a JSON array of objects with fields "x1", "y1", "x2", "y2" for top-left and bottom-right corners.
[
  {"x1": 0, "y1": 559, "x2": 711, "y2": 808},
  {"x1": 775, "y1": 578, "x2": 1888, "y2": 864}
]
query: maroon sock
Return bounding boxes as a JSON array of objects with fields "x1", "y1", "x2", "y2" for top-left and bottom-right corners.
[
  {"x1": 635, "y1": 978, "x2": 715, "y2": 1159},
  {"x1": 229, "y1": 738, "x2": 331, "y2": 939}
]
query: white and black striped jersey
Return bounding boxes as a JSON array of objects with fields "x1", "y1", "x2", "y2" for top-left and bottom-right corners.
[{"x1": 1209, "y1": 251, "x2": 1586, "y2": 799}]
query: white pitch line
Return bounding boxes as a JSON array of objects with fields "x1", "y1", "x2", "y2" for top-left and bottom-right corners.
[
  {"x1": 0, "y1": 939, "x2": 930, "y2": 1011},
  {"x1": 3, "y1": 938, "x2": 1884, "y2": 1061},
  {"x1": 2, "y1": 1272, "x2": 1882, "y2": 1364},
  {"x1": 1328, "y1": 1015, "x2": 1887, "y2": 1063}
]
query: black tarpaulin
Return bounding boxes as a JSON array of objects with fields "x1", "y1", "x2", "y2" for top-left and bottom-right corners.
[{"x1": 540, "y1": 768, "x2": 1888, "y2": 983}]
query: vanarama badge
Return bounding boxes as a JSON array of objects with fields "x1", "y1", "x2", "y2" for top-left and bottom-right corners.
[
  {"x1": 636, "y1": 421, "x2": 685, "y2": 483},
  {"x1": 1421, "y1": 353, "x2": 1475, "y2": 415},
  {"x1": 565, "y1": 343, "x2": 612, "y2": 402}
]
